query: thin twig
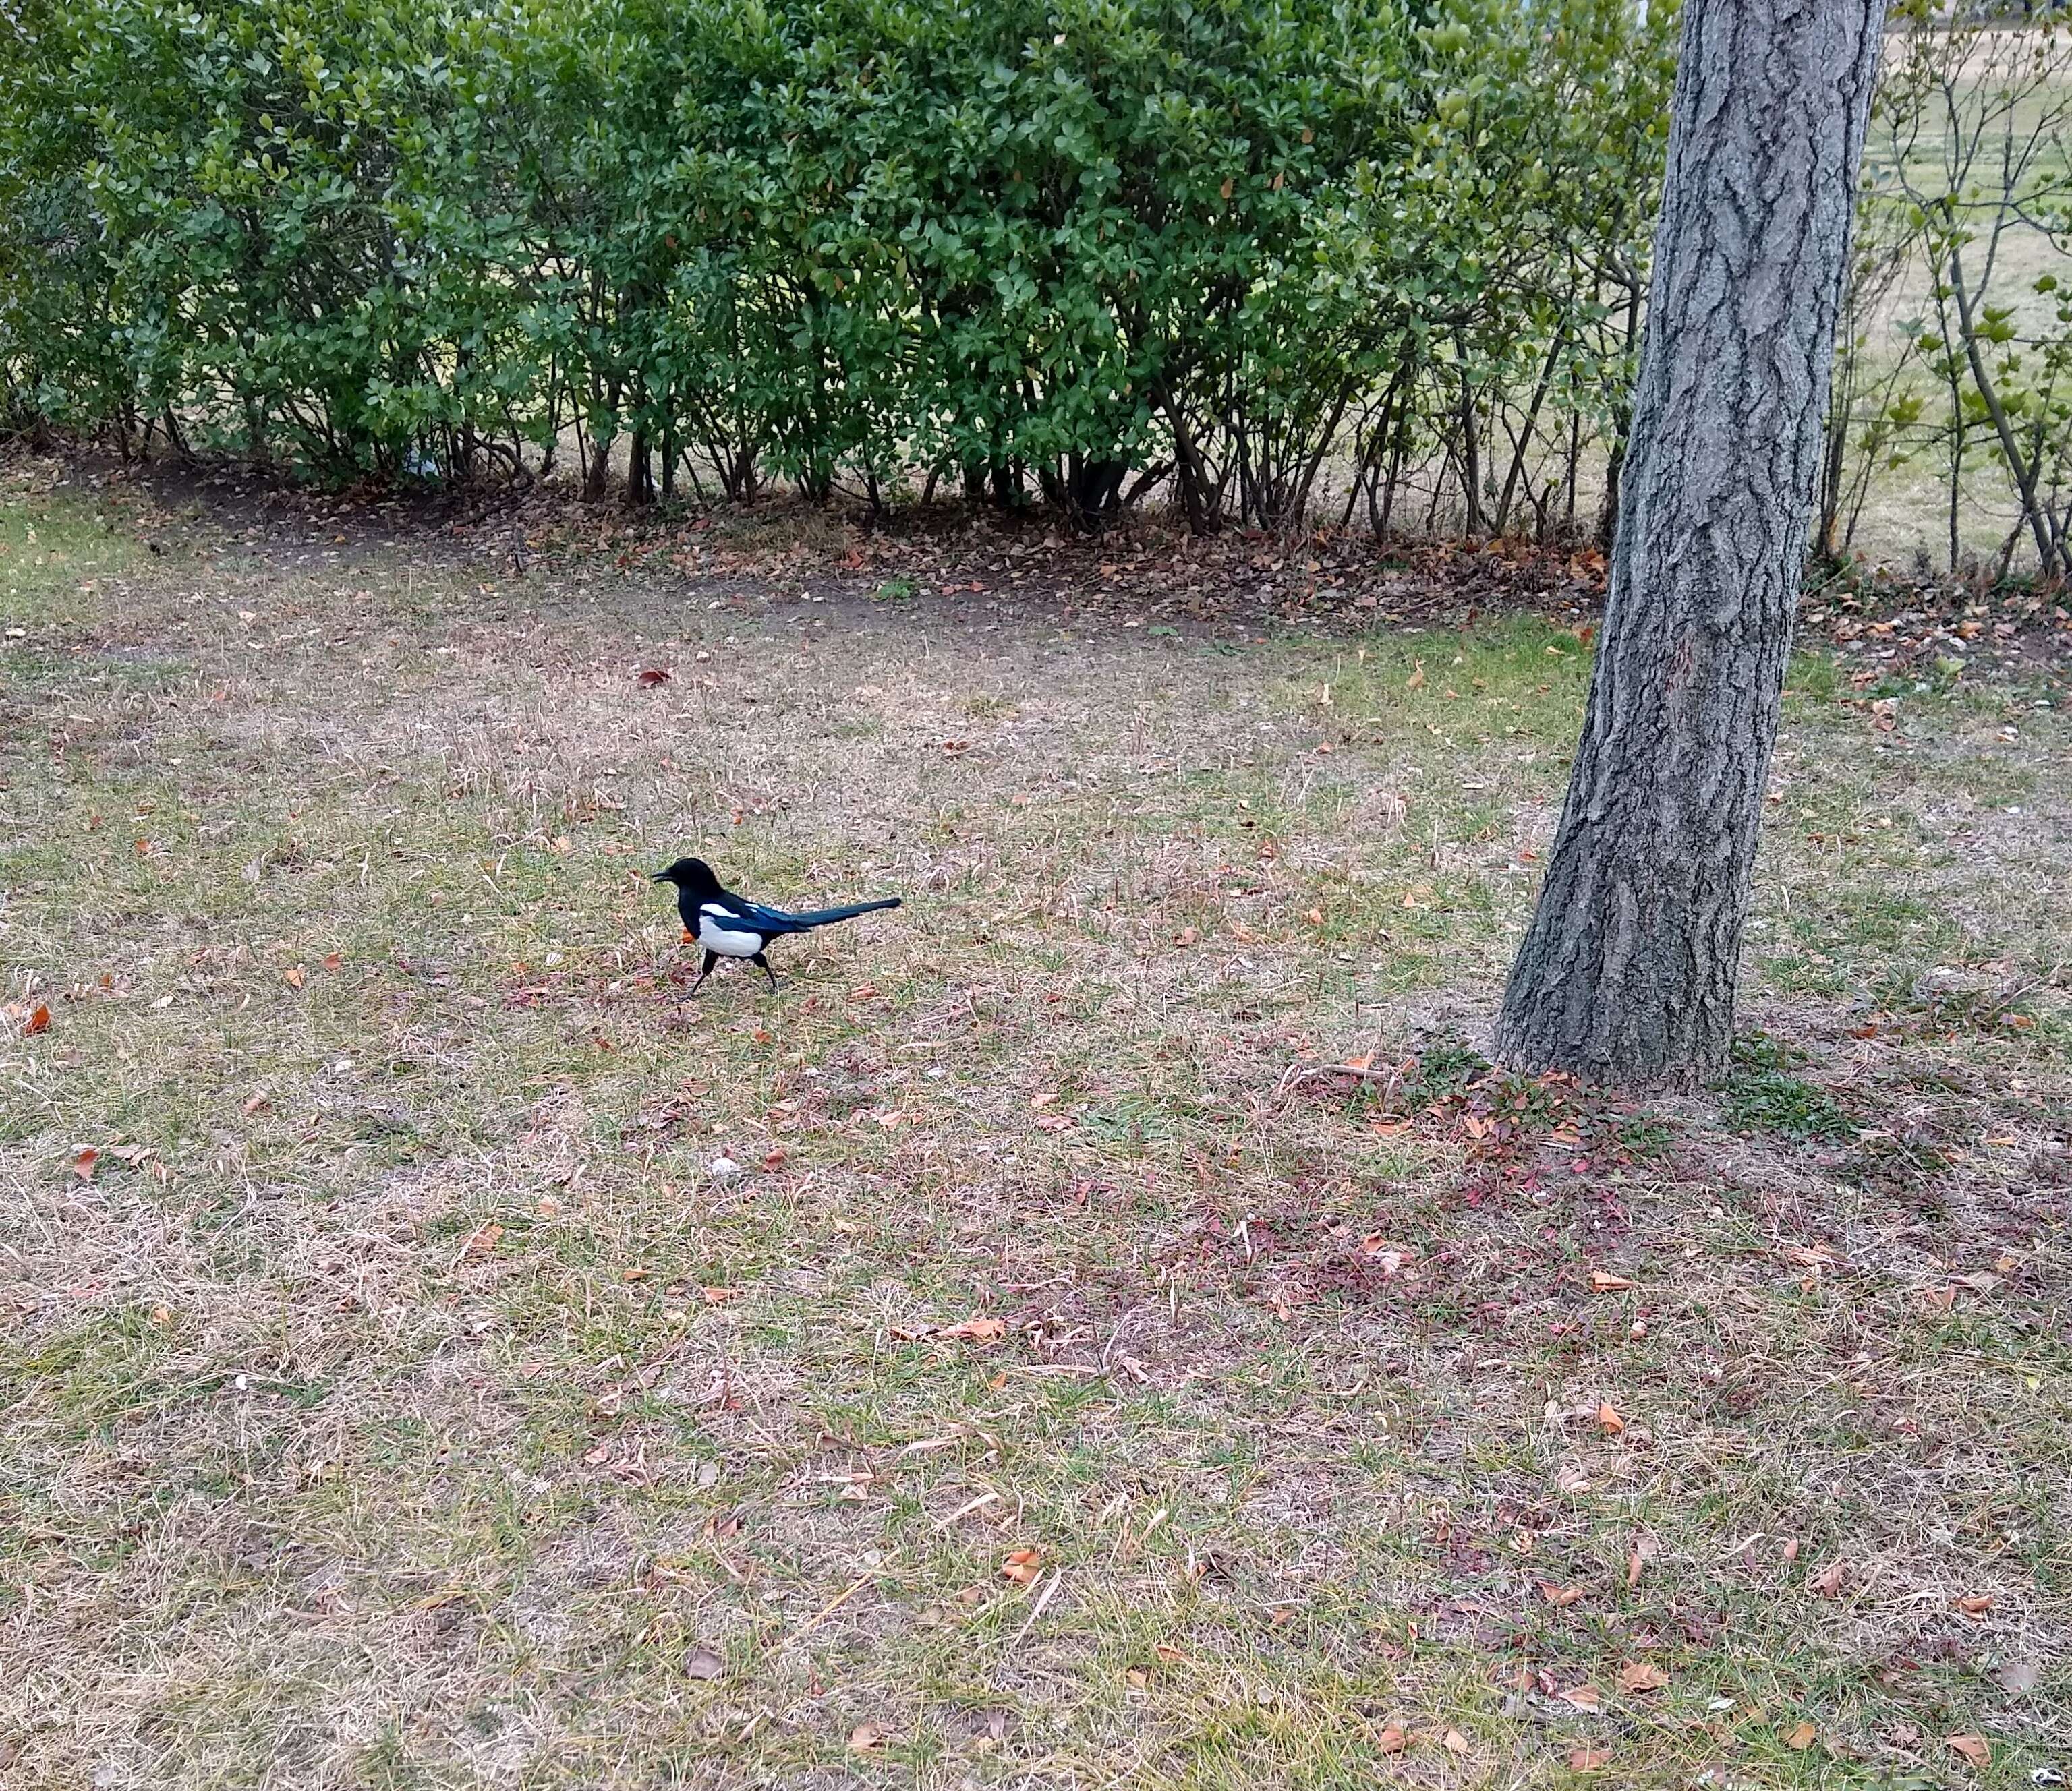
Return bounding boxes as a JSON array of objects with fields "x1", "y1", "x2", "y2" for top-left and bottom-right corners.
[{"x1": 778, "y1": 1570, "x2": 872, "y2": 1650}]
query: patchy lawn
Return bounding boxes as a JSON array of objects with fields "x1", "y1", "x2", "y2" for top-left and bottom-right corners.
[{"x1": 1, "y1": 457, "x2": 2067, "y2": 1790}]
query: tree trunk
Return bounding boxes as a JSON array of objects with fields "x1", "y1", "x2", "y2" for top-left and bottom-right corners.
[{"x1": 1493, "y1": 0, "x2": 1887, "y2": 1090}]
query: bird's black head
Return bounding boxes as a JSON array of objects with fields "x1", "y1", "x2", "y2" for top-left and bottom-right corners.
[{"x1": 652, "y1": 856, "x2": 720, "y2": 896}]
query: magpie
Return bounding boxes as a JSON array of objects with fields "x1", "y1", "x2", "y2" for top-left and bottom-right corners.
[{"x1": 652, "y1": 856, "x2": 901, "y2": 993}]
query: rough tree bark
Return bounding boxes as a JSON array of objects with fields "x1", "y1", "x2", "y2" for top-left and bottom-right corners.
[{"x1": 1493, "y1": 0, "x2": 1888, "y2": 1089}]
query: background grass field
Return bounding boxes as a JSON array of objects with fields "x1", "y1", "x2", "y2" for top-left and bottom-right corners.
[{"x1": 1, "y1": 456, "x2": 2067, "y2": 1788}]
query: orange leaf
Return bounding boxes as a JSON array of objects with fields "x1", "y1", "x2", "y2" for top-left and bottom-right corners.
[
  {"x1": 321, "y1": 952, "x2": 343, "y2": 972},
  {"x1": 1955, "y1": 1594, "x2": 1992, "y2": 1618},
  {"x1": 1376, "y1": 1726, "x2": 1406, "y2": 1755},
  {"x1": 938, "y1": 1316, "x2": 1007, "y2": 1343},
  {"x1": 1442, "y1": 1728, "x2": 1470, "y2": 1756},
  {"x1": 1588, "y1": 1271, "x2": 1636, "y2": 1293},
  {"x1": 1783, "y1": 1721, "x2": 1818, "y2": 1751},
  {"x1": 73, "y1": 1147, "x2": 98, "y2": 1181},
  {"x1": 1538, "y1": 1581, "x2": 1585, "y2": 1608},
  {"x1": 847, "y1": 1722, "x2": 887, "y2": 1753},
  {"x1": 462, "y1": 1221, "x2": 503, "y2": 1259},
  {"x1": 1947, "y1": 1734, "x2": 1990, "y2": 1769},
  {"x1": 25, "y1": 1003, "x2": 50, "y2": 1035},
  {"x1": 637, "y1": 666, "x2": 672, "y2": 687},
  {"x1": 1218, "y1": 176, "x2": 1234, "y2": 200},
  {"x1": 1000, "y1": 1547, "x2": 1043, "y2": 1585},
  {"x1": 1567, "y1": 1748, "x2": 1610, "y2": 1772},
  {"x1": 1557, "y1": 1683, "x2": 1601, "y2": 1711},
  {"x1": 1617, "y1": 1662, "x2": 1669, "y2": 1693},
  {"x1": 1406, "y1": 661, "x2": 1426, "y2": 691},
  {"x1": 1596, "y1": 1401, "x2": 1625, "y2": 1435},
  {"x1": 1808, "y1": 1559, "x2": 1845, "y2": 1597},
  {"x1": 283, "y1": 966, "x2": 306, "y2": 989}
]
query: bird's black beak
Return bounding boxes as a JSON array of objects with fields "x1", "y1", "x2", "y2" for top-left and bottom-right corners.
[{"x1": 650, "y1": 869, "x2": 670, "y2": 883}]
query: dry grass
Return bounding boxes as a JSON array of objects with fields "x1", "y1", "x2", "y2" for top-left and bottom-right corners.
[{"x1": 1, "y1": 454, "x2": 2068, "y2": 1790}]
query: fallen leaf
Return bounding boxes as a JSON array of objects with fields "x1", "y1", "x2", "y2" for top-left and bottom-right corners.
[
  {"x1": 1442, "y1": 1728, "x2": 1470, "y2": 1756},
  {"x1": 321, "y1": 951, "x2": 343, "y2": 972},
  {"x1": 1589, "y1": 1270, "x2": 1636, "y2": 1292},
  {"x1": 685, "y1": 1644, "x2": 724, "y2": 1680},
  {"x1": 462, "y1": 1222, "x2": 504, "y2": 1259},
  {"x1": 1376, "y1": 1726, "x2": 1406, "y2": 1755},
  {"x1": 1955, "y1": 1594, "x2": 1992, "y2": 1618},
  {"x1": 938, "y1": 1316, "x2": 1007, "y2": 1343},
  {"x1": 283, "y1": 965, "x2": 306, "y2": 989},
  {"x1": 1557, "y1": 1683, "x2": 1601, "y2": 1711},
  {"x1": 1407, "y1": 661, "x2": 1426, "y2": 691},
  {"x1": 1997, "y1": 1659, "x2": 2040, "y2": 1695},
  {"x1": 1567, "y1": 1748, "x2": 1610, "y2": 1772},
  {"x1": 848, "y1": 1722, "x2": 887, "y2": 1754},
  {"x1": 25, "y1": 1003, "x2": 51, "y2": 1036},
  {"x1": 73, "y1": 1147, "x2": 98, "y2": 1181},
  {"x1": 1538, "y1": 1580, "x2": 1586, "y2": 1608},
  {"x1": 1947, "y1": 1734, "x2": 1990, "y2": 1769},
  {"x1": 1807, "y1": 1558, "x2": 1846, "y2": 1597},
  {"x1": 1783, "y1": 1720, "x2": 1819, "y2": 1751},
  {"x1": 1617, "y1": 1662, "x2": 1669, "y2": 1693},
  {"x1": 1596, "y1": 1401, "x2": 1625, "y2": 1435},
  {"x1": 999, "y1": 1547, "x2": 1043, "y2": 1585},
  {"x1": 637, "y1": 666, "x2": 672, "y2": 686},
  {"x1": 242, "y1": 1092, "x2": 271, "y2": 1116},
  {"x1": 1623, "y1": 1530, "x2": 1658, "y2": 1591}
]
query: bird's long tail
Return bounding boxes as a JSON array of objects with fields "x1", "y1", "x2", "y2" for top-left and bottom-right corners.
[{"x1": 781, "y1": 896, "x2": 902, "y2": 930}]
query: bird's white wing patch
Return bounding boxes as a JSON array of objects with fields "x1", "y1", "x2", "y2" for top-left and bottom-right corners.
[{"x1": 696, "y1": 913, "x2": 764, "y2": 958}]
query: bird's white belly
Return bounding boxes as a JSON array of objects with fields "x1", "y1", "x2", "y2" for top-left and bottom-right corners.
[{"x1": 697, "y1": 913, "x2": 764, "y2": 958}]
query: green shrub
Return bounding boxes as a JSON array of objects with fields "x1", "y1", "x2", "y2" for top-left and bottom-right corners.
[{"x1": 0, "y1": 0, "x2": 1680, "y2": 529}]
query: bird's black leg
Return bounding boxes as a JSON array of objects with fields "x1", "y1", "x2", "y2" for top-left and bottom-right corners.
[
  {"x1": 691, "y1": 950, "x2": 717, "y2": 995},
  {"x1": 753, "y1": 951, "x2": 778, "y2": 993}
]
